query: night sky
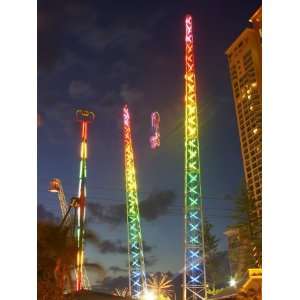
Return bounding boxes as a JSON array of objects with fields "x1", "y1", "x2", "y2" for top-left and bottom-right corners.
[{"x1": 38, "y1": 0, "x2": 261, "y2": 290}]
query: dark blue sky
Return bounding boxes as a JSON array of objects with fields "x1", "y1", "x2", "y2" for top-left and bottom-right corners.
[{"x1": 38, "y1": 0, "x2": 261, "y2": 288}]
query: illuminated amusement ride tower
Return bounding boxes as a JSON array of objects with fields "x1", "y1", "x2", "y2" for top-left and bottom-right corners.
[
  {"x1": 75, "y1": 109, "x2": 95, "y2": 291},
  {"x1": 183, "y1": 15, "x2": 207, "y2": 300},
  {"x1": 123, "y1": 105, "x2": 147, "y2": 298}
]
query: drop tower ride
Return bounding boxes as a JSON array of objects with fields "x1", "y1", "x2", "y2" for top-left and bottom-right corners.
[{"x1": 183, "y1": 15, "x2": 207, "y2": 300}]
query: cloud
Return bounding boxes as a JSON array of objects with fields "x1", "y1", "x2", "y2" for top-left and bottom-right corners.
[
  {"x1": 38, "y1": 1, "x2": 66, "y2": 70},
  {"x1": 89, "y1": 83, "x2": 143, "y2": 111},
  {"x1": 38, "y1": 1, "x2": 155, "y2": 71},
  {"x1": 38, "y1": 0, "x2": 96, "y2": 71},
  {"x1": 109, "y1": 61, "x2": 137, "y2": 80},
  {"x1": 88, "y1": 190, "x2": 176, "y2": 225},
  {"x1": 99, "y1": 90, "x2": 122, "y2": 108},
  {"x1": 109, "y1": 266, "x2": 127, "y2": 274},
  {"x1": 120, "y1": 84, "x2": 144, "y2": 104},
  {"x1": 99, "y1": 275, "x2": 129, "y2": 292},
  {"x1": 69, "y1": 80, "x2": 95, "y2": 99},
  {"x1": 144, "y1": 255, "x2": 158, "y2": 267},
  {"x1": 98, "y1": 240, "x2": 128, "y2": 254},
  {"x1": 88, "y1": 202, "x2": 126, "y2": 225},
  {"x1": 96, "y1": 239, "x2": 152, "y2": 255},
  {"x1": 37, "y1": 204, "x2": 59, "y2": 223},
  {"x1": 140, "y1": 190, "x2": 176, "y2": 221},
  {"x1": 81, "y1": 26, "x2": 150, "y2": 54},
  {"x1": 40, "y1": 101, "x2": 77, "y2": 141},
  {"x1": 85, "y1": 262, "x2": 106, "y2": 279},
  {"x1": 85, "y1": 228, "x2": 152, "y2": 254}
]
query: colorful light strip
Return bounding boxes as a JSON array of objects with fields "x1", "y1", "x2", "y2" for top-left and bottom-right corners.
[
  {"x1": 183, "y1": 15, "x2": 207, "y2": 300},
  {"x1": 74, "y1": 110, "x2": 95, "y2": 291},
  {"x1": 75, "y1": 120, "x2": 88, "y2": 291},
  {"x1": 123, "y1": 105, "x2": 147, "y2": 298}
]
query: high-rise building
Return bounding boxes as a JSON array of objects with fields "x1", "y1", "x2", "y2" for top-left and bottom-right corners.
[{"x1": 225, "y1": 6, "x2": 262, "y2": 266}]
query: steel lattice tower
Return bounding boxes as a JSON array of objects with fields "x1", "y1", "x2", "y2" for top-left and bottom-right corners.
[
  {"x1": 183, "y1": 15, "x2": 207, "y2": 300},
  {"x1": 75, "y1": 109, "x2": 95, "y2": 291},
  {"x1": 48, "y1": 178, "x2": 71, "y2": 225},
  {"x1": 123, "y1": 105, "x2": 147, "y2": 298}
]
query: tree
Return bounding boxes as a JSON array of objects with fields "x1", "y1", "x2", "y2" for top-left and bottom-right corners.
[
  {"x1": 38, "y1": 222, "x2": 104, "y2": 300},
  {"x1": 204, "y1": 219, "x2": 229, "y2": 290},
  {"x1": 38, "y1": 221, "x2": 76, "y2": 300},
  {"x1": 204, "y1": 220, "x2": 219, "y2": 255},
  {"x1": 231, "y1": 183, "x2": 251, "y2": 226},
  {"x1": 228, "y1": 183, "x2": 258, "y2": 277}
]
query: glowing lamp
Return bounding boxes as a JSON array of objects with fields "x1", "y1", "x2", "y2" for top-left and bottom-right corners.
[
  {"x1": 142, "y1": 290, "x2": 156, "y2": 300},
  {"x1": 229, "y1": 278, "x2": 237, "y2": 287},
  {"x1": 48, "y1": 178, "x2": 61, "y2": 193}
]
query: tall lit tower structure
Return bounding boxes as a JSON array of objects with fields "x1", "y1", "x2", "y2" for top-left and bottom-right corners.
[
  {"x1": 123, "y1": 105, "x2": 147, "y2": 298},
  {"x1": 183, "y1": 15, "x2": 207, "y2": 300},
  {"x1": 75, "y1": 109, "x2": 95, "y2": 291}
]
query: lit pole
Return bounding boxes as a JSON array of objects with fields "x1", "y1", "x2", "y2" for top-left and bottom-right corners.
[
  {"x1": 183, "y1": 15, "x2": 207, "y2": 300},
  {"x1": 123, "y1": 105, "x2": 147, "y2": 298},
  {"x1": 75, "y1": 109, "x2": 95, "y2": 291}
]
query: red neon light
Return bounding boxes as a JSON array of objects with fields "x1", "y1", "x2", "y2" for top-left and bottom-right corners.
[{"x1": 81, "y1": 122, "x2": 88, "y2": 140}]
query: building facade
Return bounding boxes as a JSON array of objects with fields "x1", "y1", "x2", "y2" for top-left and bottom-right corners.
[{"x1": 225, "y1": 6, "x2": 262, "y2": 266}]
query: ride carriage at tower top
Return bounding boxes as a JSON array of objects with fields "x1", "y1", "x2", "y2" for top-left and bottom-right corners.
[{"x1": 149, "y1": 112, "x2": 160, "y2": 149}]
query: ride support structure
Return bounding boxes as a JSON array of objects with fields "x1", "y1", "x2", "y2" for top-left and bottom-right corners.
[
  {"x1": 149, "y1": 112, "x2": 160, "y2": 149},
  {"x1": 123, "y1": 105, "x2": 147, "y2": 298},
  {"x1": 183, "y1": 15, "x2": 207, "y2": 300},
  {"x1": 75, "y1": 109, "x2": 95, "y2": 291},
  {"x1": 48, "y1": 178, "x2": 71, "y2": 226}
]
